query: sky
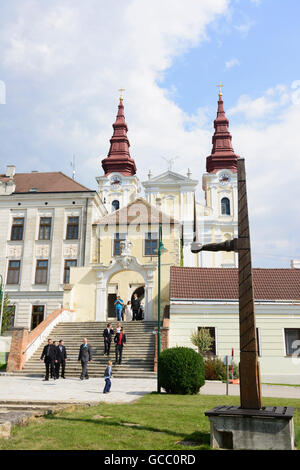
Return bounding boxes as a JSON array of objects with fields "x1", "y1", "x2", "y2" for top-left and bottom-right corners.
[{"x1": 0, "y1": 0, "x2": 299, "y2": 268}]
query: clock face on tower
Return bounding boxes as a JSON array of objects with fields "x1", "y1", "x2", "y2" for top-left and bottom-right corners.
[
  {"x1": 110, "y1": 176, "x2": 122, "y2": 188},
  {"x1": 219, "y1": 173, "x2": 231, "y2": 186}
]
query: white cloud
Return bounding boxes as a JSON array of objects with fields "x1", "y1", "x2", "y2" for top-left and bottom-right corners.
[
  {"x1": 225, "y1": 57, "x2": 240, "y2": 69},
  {"x1": 0, "y1": 1, "x2": 299, "y2": 267},
  {"x1": 0, "y1": 0, "x2": 229, "y2": 182},
  {"x1": 234, "y1": 20, "x2": 255, "y2": 36},
  {"x1": 230, "y1": 82, "x2": 300, "y2": 265}
]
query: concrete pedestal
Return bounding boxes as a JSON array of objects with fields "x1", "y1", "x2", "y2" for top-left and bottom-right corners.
[{"x1": 205, "y1": 406, "x2": 295, "y2": 450}]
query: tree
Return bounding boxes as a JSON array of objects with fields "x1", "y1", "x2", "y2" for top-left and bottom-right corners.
[
  {"x1": 0, "y1": 283, "x2": 14, "y2": 335},
  {"x1": 190, "y1": 328, "x2": 214, "y2": 355}
]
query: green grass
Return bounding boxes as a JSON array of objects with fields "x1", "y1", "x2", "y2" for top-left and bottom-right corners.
[
  {"x1": 0, "y1": 394, "x2": 299, "y2": 450},
  {"x1": 262, "y1": 383, "x2": 300, "y2": 387}
]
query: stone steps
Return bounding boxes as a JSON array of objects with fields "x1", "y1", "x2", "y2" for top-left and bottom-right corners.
[{"x1": 17, "y1": 320, "x2": 157, "y2": 379}]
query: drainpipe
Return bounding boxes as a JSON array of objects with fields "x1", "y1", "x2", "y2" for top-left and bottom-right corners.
[{"x1": 81, "y1": 197, "x2": 89, "y2": 266}]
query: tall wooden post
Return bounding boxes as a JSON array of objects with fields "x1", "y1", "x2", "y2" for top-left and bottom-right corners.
[{"x1": 237, "y1": 158, "x2": 262, "y2": 409}]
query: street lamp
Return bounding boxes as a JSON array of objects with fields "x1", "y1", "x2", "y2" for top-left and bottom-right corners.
[
  {"x1": 0, "y1": 274, "x2": 4, "y2": 336},
  {"x1": 156, "y1": 222, "x2": 167, "y2": 393}
]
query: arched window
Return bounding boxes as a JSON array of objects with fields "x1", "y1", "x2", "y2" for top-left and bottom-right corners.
[
  {"x1": 221, "y1": 197, "x2": 230, "y2": 215},
  {"x1": 111, "y1": 200, "x2": 120, "y2": 211}
]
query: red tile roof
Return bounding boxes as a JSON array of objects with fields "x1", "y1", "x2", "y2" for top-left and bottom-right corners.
[
  {"x1": 170, "y1": 267, "x2": 300, "y2": 301},
  {"x1": 0, "y1": 172, "x2": 91, "y2": 193}
]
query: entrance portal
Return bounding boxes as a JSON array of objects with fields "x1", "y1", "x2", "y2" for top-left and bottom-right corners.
[{"x1": 131, "y1": 286, "x2": 145, "y2": 303}]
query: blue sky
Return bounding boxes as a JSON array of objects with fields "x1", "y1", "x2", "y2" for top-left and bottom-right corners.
[
  {"x1": 0, "y1": 0, "x2": 299, "y2": 268},
  {"x1": 163, "y1": 0, "x2": 300, "y2": 120}
]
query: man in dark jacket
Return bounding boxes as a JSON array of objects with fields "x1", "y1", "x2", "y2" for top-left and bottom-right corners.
[
  {"x1": 114, "y1": 327, "x2": 126, "y2": 365},
  {"x1": 78, "y1": 337, "x2": 92, "y2": 380},
  {"x1": 40, "y1": 338, "x2": 56, "y2": 381},
  {"x1": 103, "y1": 323, "x2": 114, "y2": 356},
  {"x1": 55, "y1": 339, "x2": 67, "y2": 379},
  {"x1": 131, "y1": 293, "x2": 140, "y2": 321}
]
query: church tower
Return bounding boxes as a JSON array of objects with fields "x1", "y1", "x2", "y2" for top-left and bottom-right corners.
[
  {"x1": 200, "y1": 88, "x2": 238, "y2": 267},
  {"x1": 97, "y1": 97, "x2": 140, "y2": 212}
]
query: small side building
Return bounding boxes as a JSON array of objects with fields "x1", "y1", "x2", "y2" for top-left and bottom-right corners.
[{"x1": 169, "y1": 266, "x2": 300, "y2": 384}]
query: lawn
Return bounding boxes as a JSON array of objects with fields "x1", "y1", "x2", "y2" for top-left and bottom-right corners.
[{"x1": 0, "y1": 394, "x2": 299, "y2": 450}]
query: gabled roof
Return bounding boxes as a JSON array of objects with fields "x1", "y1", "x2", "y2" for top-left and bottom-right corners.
[
  {"x1": 142, "y1": 170, "x2": 198, "y2": 187},
  {"x1": 0, "y1": 172, "x2": 92, "y2": 193},
  {"x1": 170, "y1": 267, "x2": 300, "y2": 301},
  {"x1": 96, "y1": 197, "x2": 179, "y2": 225}
]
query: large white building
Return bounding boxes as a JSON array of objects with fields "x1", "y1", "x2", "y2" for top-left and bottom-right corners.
[{"x1": 0, "y1": 167, "x2": 105, "y2": 330}]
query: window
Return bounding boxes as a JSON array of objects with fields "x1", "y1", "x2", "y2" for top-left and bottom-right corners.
[
  {"x1": 145, "y1": 232, "x2": 158, "y2": 256},
  {"x1": 39, "y1": 217, "x2": 52, "y2": 240},
  {"x1": 35, "y1": 260, "x2": 48, "y2": 284},
  {"x1": 112, "y1": 200, "x2": 120, "y2": 211},
  {"x1": 66, "y1": 216, "x2": 79, "y2": 240},
  {"x1": 284, "y1": 329, "x2": 300, "y2": 356},
  {"x1": 11, "y1": 217, "x2": 24, "y2": 241},
  {"x1": 114, "y1": 233, "x2": 126, "y2": 256},
  {"x1": 7, "y1": 261, "x2": 21, "y2": 285},
  {"x1": 64, "y1": 259, "x2": 77, "y2": 284},
  {"x1": 221, "y1": 197, "x2": 230, "y2": 215},
  {"x1": 31, "y1": 305, "x2": 45, "y2": 330},
  {"x1": 198, "y1": 326, "x2": 216, "y2": 355}
]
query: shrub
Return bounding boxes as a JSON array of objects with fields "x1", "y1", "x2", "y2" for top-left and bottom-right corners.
[
  {"x1": 204, "y1": 357, "x2": 239, "y2": 381},
  {"x1": 190, "y1": 328, "x2": 214, "y2": 355},
  {"x1": 158, "y1": 347, "x2": 205, "y2": 394}
]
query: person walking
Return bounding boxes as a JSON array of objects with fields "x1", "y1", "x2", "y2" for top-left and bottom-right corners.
[
  {"x1": 53, "y1": 340, "x2": 60, "y2": 379},
  {"x1": 114, "y1": 327, "x2": 126, "y2": 365},
  {"x1": 125, "y1": 301, "x2": 132, "y2": 321},
  {"x1": 131, "y1": 293, "x2": 140, "y2": 321},
  {"x1": 114, "y1": 296, "x2": 124, "y2": 321},
  {"x1": 103, "y1": 360, "x2": 113, "y2": 394},
  {"x1": 78, "y1": 337, "x2": 92, "y2": 380},
  {"x1": 40, "y1": 338, "x2": 56, "y2": 381},
  {"x1": 56, "y1": 339, "x2": 67, "y2": 378},
  {"x1": 103, "y1": 323, "x2": 114, "y2": 356}
]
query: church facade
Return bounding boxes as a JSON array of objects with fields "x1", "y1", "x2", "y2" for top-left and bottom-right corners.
[
  {"x1": 63, "y1": 93, "x2": 239, "y2": 322},
  {"x1": 0, "y1": 91, "x2": 239, "y2": 328}
]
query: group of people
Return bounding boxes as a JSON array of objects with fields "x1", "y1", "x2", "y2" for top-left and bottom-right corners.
[
  {"x1": 114, "y1": 292, "x2": 144, "y2": 322},
  {"x1": 40, "y1": 339, "x2": 67, "y2": 380},
  {"x1": 40, "y1": 324, "x2": 128, "y2": 394}
]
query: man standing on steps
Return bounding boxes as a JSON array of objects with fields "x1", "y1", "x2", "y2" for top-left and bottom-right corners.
[
  {"x1": 103, "y1": 323, "x2": 114, "y2": 356},
  {"x1": 78, "y1": 337, "x2": 92, "y2": 380},
  {"x1": 131, "y1": 293, "x2": 140, "y2": 321},
  {"x1": 114, "y1": 296, "x2": 124, "y2": 322},
  {"x1": 40, "y1": 338, "x2": 56, "y2": 381},
  {"x1": 114, "y1": 327, "x2": 126, "y2": 365},
  {"x1": 56, "y1": 339, "x2": 67, "y2": 379}
]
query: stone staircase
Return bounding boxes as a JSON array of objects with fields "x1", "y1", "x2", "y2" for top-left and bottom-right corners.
[{"x1": 15, "y1": 321, "x2": 157, "y2": 379}]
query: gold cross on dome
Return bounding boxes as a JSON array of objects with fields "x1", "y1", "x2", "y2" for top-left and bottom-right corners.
[
  {"x1": 119, "y1": 88, "x2": 125, "y2": 100},
  {"x1": 217, "y1": 81, "x2": 223, "y2": 97}
]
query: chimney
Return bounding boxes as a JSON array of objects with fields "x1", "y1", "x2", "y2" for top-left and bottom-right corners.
[{"x1": 6, "y1": 165, "x2": 16, "y2": 178}]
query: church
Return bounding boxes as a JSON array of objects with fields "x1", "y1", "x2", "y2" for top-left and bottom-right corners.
[
  {"x1": 1, "y1": 90, "x2": 300, "y2": 384},
  {"x1": 63, "y1": 90, "x2": 238, "y2": 323},
  {"x1": 0, "y1": 90, "x2": 239, "y2": 329}
]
